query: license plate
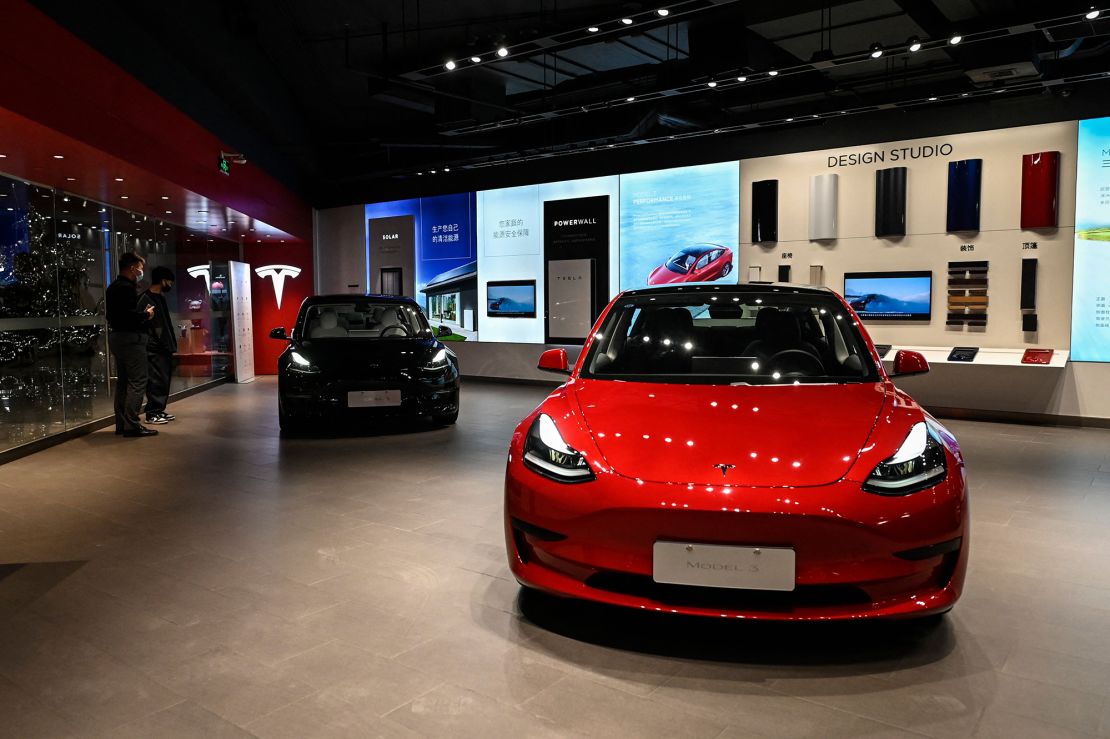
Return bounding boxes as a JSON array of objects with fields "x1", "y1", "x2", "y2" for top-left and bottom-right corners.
[
  {"x1": 347, "y1": 389, "x2": 401, "y2": 408},
  {"x1": 652, "y1": 541, "x2": 795, "y2": 591}
]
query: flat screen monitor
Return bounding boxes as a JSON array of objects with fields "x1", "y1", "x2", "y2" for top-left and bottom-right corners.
[
  {"x1": 486, "y1": 280, "x2": 537, "y2": 318},
  {"x1": 843, "y1": 271, "x2": 932, "y2": 321}
]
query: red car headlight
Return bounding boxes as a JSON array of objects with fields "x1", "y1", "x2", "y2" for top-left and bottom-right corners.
[
  {"x1": 523, "y1": 413, "x2": 596, "y2": 483},
  {"x1": 863, "y1": 421, "x2": 948, "y2": 495}
]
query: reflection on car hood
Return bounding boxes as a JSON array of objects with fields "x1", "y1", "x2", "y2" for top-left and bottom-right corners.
[{"x1": 571, "y1": 378, "x2": 889, "y2": 487}]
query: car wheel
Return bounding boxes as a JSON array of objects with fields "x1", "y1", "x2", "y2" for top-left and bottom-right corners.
[
  {"x1": 721, "y1": 262, "x2": 733, "y2": 277},
  {"x1": 278, "y1": 406, "x2": 302, "y2": 435},
  {"x1": 433, "y1": 409, "x2": 459, "y2": 425}
]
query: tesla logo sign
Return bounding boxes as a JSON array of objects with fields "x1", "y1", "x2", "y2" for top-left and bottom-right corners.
[
  {"x1": 254, "y1": 264, "x2": 301, "y2": 309},
  {"x1": 713, "y1": 463, "x2": 735, "y2": 477},
  {"x1": 186, "y1": 265, "x2": 211, "y2": 293}
]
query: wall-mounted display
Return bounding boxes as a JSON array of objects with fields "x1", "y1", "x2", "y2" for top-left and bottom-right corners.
[
  {"x1": 808, "y1": 173, "x2": 838, "y2": 241},
  {"x1": 543, "y1": 194, "x2": 610, "y2": 343},
  {"x1": 619, "y1": 161, "x2": 739, "y2": 290},
  {"x1": 946, "y1": 260, "x2": 989, "y2": 327},
  {"x1": 874, "y1": 166, "x2": 907, "y2": 238},
  {"x1": 946, "y1": 159, "x2": 983, "y2": 232},
  {"x1": 1020, "y1": 151, "x2": 1060, "y2": 229},
  {"x1": 486, "y1": 280, "x2": 537, "y2": 318},
  {"x1": 844, "y1": 271, "x2": 932, "y2": 321},
  {"x1": 1071, "y1": 117, "x2": 1110, "y2": 362},
  {"x1": 751, "y1": 179, "x2": 778, "y2": 243}
]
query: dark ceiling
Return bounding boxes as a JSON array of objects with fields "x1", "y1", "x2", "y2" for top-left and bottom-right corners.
[{"x1": 32, "y1": 0, "x2": 1110, "y2": 207}]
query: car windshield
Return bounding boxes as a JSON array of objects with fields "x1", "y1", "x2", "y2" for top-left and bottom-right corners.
[
  {"x1": 297, "y1": 301, "x2": 431, "y2": 340},
  {"x1": 582, "y1": 289, "x2": 879, "y2": 385}
]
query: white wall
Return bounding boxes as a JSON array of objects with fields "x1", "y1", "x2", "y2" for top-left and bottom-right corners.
[{"x1": 314, "y1": 204, "x2": 367, "y2": 295}]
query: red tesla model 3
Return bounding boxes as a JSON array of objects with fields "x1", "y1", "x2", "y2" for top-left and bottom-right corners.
[
  {"x1": 504, "y1": 284, "x2": 968, "y2": 620},
  {"x1": 647, "y1": 244, "x2": 734, "y2": 285}
]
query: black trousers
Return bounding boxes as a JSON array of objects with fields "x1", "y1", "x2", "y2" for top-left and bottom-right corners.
[
  {"x1": 109, "y1": 331, "x2": 148, "y2": 432},
  {"x1": 145, "y1": 350, "x2": 174, "y2": 416}
]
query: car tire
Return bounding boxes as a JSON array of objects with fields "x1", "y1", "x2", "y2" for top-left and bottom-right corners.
[{"x1": 721, "y1": 262, "x2": 733, "y2": 277}]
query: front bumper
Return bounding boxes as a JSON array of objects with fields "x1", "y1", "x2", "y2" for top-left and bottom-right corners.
[
  {"x1": 504, "y1": 457, "x2": 968, "y2": 621},
  {"x1": 280, "y1": 370, "x2": 459, "y2": 420}
]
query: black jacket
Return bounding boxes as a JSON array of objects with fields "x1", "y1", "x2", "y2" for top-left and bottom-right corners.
[
  {"x1": 106, "y1": 275, "x2": 151, "y2": 332},
  {"x1": 144, "y1": 290, "x2": 178, "y2": 354}
]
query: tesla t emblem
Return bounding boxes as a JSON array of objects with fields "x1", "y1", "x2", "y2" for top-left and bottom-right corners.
[
  {"x1": 186, "y1": 265, "x2": 212, "y2": 293},
  {"x1": 713, "y1": 463, "x2": 736, "y2": 477},
  {"x1": 254, "y1": 264, "x2": 302, "y2": 309}
]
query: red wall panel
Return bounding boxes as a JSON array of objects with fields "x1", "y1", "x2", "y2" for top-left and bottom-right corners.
[
  {"x1": 244, "y1": 243, "x2": 314, "y2": 374},
  {"x1": 1020, "y1": 151, "x2": 1060, "y2": 230}
]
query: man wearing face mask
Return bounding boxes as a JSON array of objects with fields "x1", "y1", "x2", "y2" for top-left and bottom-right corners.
[
  {"x1": 143, "y1": 266, "x2": 178, "y2": 424},
  {"x1": 106, "y1": 252, "x2": 157, "y2": 437}
]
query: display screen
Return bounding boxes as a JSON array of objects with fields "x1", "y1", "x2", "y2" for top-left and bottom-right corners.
[
  {"x1": 1072, "y1": 117, "x2": 1110, "y2": 362},
  {"x1": 486, "y1": 280, "x2": 536, "y2": 317},
  {"x1": 843, "y1": 271, "x2": 932, "y2": 321}
]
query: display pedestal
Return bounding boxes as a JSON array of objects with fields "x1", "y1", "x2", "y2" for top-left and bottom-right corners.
[{"x1": 881, "y1": 346, "x2": 1068, "y2": 368}]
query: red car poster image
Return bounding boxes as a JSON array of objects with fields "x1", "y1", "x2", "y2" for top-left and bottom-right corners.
[{"x1": 647, "y1": 243, "x2": 734, "y2": 285}]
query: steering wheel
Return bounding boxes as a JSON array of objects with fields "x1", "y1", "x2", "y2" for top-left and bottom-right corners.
[
  {"x1": 381, "y1": 325, "x2": 409, "y2": 338},
  {"x1": 767, "y1": 349, "x2": 824, "y2": 378}
]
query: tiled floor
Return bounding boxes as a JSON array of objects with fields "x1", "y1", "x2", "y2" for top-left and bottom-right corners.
[{"x1": 1, "y1": 378, "x2": 1109, "y2": 738}]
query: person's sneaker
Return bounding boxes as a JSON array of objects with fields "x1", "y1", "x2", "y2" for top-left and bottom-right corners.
[
  {"x1": 146, "y1": 414, "x2": 169, "y2": 425},
  {"x1": 160, "y1": 412, "x2": 176, "y2": 421}
]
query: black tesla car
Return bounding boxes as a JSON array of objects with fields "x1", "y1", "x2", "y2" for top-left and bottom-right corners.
[{"x1": 270, "y1": 295, "x2": 460, "y2": 432}]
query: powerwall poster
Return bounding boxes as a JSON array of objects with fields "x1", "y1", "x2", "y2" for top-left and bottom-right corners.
[
  {"x1": 619, "y1": 161, "x2": 740, "y2": 290},
  {"x1": 417, "y1": 193, "x2": 477, "y2": 341},
  {"x1": 544, "y1": 194, "x2": 609, "y2": 343},
  {"x1": 1072, "y1": 117, "x2": 1110, "y2": 362}
]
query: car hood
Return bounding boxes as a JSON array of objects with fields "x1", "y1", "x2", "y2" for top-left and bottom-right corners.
[
  {"x1": 291, "y1": 338, "x2": 443, "y2": 375},
  {"x1": 570, "y1": 379, "x2": 889, "y2": 487},
  {"x1": 648, "y1": 265, "x2": 689, "y2": 284}
]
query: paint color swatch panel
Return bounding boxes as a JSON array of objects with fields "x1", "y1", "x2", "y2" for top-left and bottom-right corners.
[
  {"x1": 946, "y1": 159, "x2": 983, "y2": 233},
  {"x1": 947, "y1": 260, "x2": 989, "y2": 327}
]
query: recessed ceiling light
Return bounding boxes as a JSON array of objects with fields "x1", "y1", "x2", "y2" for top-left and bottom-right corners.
[
  {"x1": 114, "y1": 177, "x2": 124, "y2": 182},
  {"x1": 496, "y1": 46, "x2": 509, "y2": 57},
  {"x1": 121, "y1": 195, "x2": 128, "y2": 199},
  {"x1": 430, "y1": 169, "x2": 437, "y2": 173},
  {"x1": 706, "y1": 81, "x2": 717, "y2": 87},
  {"x1": 470, "y1": 56, "x2": 481, "y2": 63},
  {"x1": 1086, "y1": 7, "x2": 1100, "y2": 19},
  {"x1": 165, "y1": 210, "x2": 172, "y2": 214},
  {"x1": 949, "y1": 33, "x2": 962, "y2": 45},
  {"x1": 908, "y1": 37, "x2": 922, "y2": 52},
  {"x1": 737, "y1": 75, "x2": 747, "y2": 82},
  {"x1": 65, "y1": 177, "x2": 76, "y2": 181},
  {"x1": 768, "y1": 69, "x2": 779, "y2": 76},
  {"x1": 53, "y1": 154, "x2": 64, "y2": 159},
  {"x1": 786, "y1": 117, "x2": 794, "y2": 122},
  {"x1": 0, "y1": 154, "x2": 7, "y2": 158},
  {"x1": 444, "y1": 60, "x2": 456, "y2": 71},
  {"x1": 587, "y1": 26, "x2": 599, "y2": 32},
  {"x1": 444, "y1": 167, "x2": 450, "y2": 172},
  {"x1": 161, "y1": 196, "x2": 169, "y2": 200},
  {"x1": 621, "y1": 17, "x2": 633, "y2": 25},
  {"x1": 656, "y1": 8, "x2": 669, "y2": 16},
  {"x1": 960, "y1": 92, "x2": 969, "y2": 97},
  {"x1": 627, "y1": 96, "x2": 635, "y2": 102},
  {"x1": 928, "y1": 96, "x2": 938, "y2": 101},
  {"x1": 870, "y1": 43, "x2": 883, "y2": 58}
]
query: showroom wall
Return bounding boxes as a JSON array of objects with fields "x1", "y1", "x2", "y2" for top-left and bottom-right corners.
[{"x1": 315, "y1": 117, "x2": 1110, "y2": 422}]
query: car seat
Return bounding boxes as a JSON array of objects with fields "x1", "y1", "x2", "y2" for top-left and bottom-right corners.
[
  {"x1": 311, "y1": 311, "x2": 348, "y2": 338},
  {"x1": 741, "y1": 308, "x2": 823, "y2": 366}
]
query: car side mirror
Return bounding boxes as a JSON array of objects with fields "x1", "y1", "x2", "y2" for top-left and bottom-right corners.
[
  {"x1": 890, "y1": 349, "x2": 929, "y2": 378},
  {"x1": 537, "y1": 348, "x2": 569, "y2": 375},
  {"x1": 269, "y1": 327, "x2": 288, "y2": 341},
  {"x1": 436, "y1": 325, "x2": 452, "y2": 338}
]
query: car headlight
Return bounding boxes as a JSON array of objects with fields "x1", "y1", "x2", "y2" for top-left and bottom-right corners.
[
  {"x1": 288, "y1": 350, "x2": 320, "y2": 373},
  {"x1": 863, "y1": 421, "x2": 948, "y2": 495},
  {"x1": 523, "y1": 413, "x2": 595, "y2": 483},
  {"x1": 423, "y1": 348, "x2": 450, "y2": 372}
]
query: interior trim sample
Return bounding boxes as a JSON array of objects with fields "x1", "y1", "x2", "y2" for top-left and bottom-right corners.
[
  {"x1": 1020, "y1": 151, "x2": 1060, "y2": 229},
  {"x1": 1020, "y1": 258, "x2": 1038, "y2": 310},
  {"x1": 809, "y1": 173, "x2": 838, "y2": 241},
  {"x1": 947, "y1": 260, "x2": 989, "y2": 327},
  {"x1": 751, "y1": 179, "x2": 779, "y2": 243},
  {"x1": 778, "y1": 264, "x2": 791, "y2": 282},
  {"x1": 747, "y1": 265, "x2": 762, "y2": 282},
  {"x1": 946, "y1": 159, "x2": 983, "y2": 233},
  {"x1": 808, "y1": 265, "x2": 824, "y2": 286},
  {"x1": 874, "y1": 166, "x2": 907, "y2": 237}
]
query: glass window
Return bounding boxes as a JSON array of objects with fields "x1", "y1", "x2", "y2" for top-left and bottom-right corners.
[{"x1": 298, "y1": 300, "x2": 431, "y2": 340}]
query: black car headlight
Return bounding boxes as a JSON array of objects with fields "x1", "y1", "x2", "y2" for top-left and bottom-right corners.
[
  {"x1": 523, "y1": 413, "x2": 595, "y2": 483},
  {"x1": 287, "y1": 350, "x2": 321, "y2": 374},
  {"x1": 422, "y1": 348, "x2": 451, "y2": 372},
  {"x1": 863, "y1": 421, "x2": 948, "y2": 495}
]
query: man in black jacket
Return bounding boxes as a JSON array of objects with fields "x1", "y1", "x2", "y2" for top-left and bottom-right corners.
[
  {"x1": 106, "y1": 253, "x2": 157, "y2": 437},
  {"x1": 143, "y1": 266, "x2": 178, "y2": 424}
]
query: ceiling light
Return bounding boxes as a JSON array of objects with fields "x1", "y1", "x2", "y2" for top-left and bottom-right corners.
[
  {"x1": 587, "y1": 26, "x2": 600, "y2": 32},
  {"x1": 960, "y1": 92, "x2": 969, "y2": 97},
  {"x1": 65, "y1": 177, "x2": 76, "y2": 181},
  {"x1": 496, "y1": 46, "x2": 509, "y2": 57},
  {"x1": 121, "y1": 195, "x2": 128, "y2": 199},
  {"x1": 928, "y1": 96, "x2": 938, "y2": 101},
  {"x1": 443, "y1": 167, "x2": 450, "y2": 172},
  {"x1": 908, "y1": 36, "x2": 922, "y2": 52},
  {"x1": 627, "y1": 96, "x2": 635, "y2": 102},
  {"x1": 786, "y1": 117, "x2": 794, "y2": 122},
  {"x1": 870, "y1": 43, "x2": 884, "y2": 58},
  {"x1": 657, "y1": 8, "x2": 669, "y2": 16},
  {"x1": 1086, "y1": 7, "x2": 1100, "y2": 19},
  {"x1": 470, "y1": 56, "x2": 481, "y2": 63},
  {"x1": 430, "y1": 169, "x2": 437, "y2": 173},
  {"x1": 706, "y1": 81, "x2": 717, "y2": 87},
  {"x1": 114, "y1": 177, "x2": 124, "y2": 182},
  {"x1": 0, "y1": 154, "x2": 6, "y2": 158},
  {"x1": 444, "y1": 60, "x2": 457, "y2": 70},
  {"x1": 417, "y1": 171, "x2": 423, "y2": 175},
  {"x1": 620, "y1": 17, "x2": 633, "y2": 25},
  {"x1": 768, "y1": 69, "x2": 779, "y2": 76},
  {"x1": 165, "y1": 210, "x2": 172, "y2": 214},
  {"x1": 949, "y1": 33, "x2": 962, "y2": 45},
  {"x1": 53, "y1": 154, "x2": 64, "y2": 159},
  {"x1": 737, "y1": 75, "x2": 747, "y2": 82},
  {"x1": 161, "y1": 196, "x2": 169, "y2": 200}
]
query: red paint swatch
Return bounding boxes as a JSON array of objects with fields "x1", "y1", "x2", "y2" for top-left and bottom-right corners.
[{"x1": 1020, "y1": 151, "x2": 1060, "y2": 229}]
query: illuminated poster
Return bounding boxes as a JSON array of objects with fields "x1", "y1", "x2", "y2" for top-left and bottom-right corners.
[
  {"x1": 1071, "y1": 117, "x2": 1110, "y2": 362},
  {"x1": 544, "y1": 195, "x2": 609, "y2": 343},
  {"x1": 619, "y1": 161, "x2": 740, "y2": 290},
  {"x1": 417, "y1": 193, "x2": 477, "y2": 340}
]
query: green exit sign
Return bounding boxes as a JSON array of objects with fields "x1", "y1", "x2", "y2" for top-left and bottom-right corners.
[{"x1": 218, "y1": 154, "x2": 231, "y2": 176}]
